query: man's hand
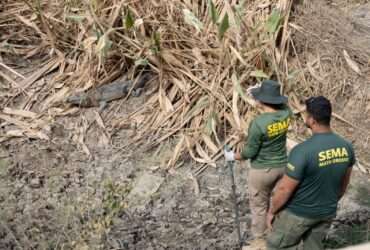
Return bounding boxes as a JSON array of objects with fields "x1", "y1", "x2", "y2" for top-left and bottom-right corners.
[
  {"x1": 224, "y1": 149, "x2": 235, "y2": 162},
  {"x1": 266, "y1": 211, "x2": 275, "y2": 230}
]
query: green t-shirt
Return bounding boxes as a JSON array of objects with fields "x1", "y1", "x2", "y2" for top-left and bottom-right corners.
[
  {"x1": 241, "y1": 106, "x2": 292, "y2": 169},
  {"x1": 286, "y1": 132, "x2": 355, "y2": 218}
]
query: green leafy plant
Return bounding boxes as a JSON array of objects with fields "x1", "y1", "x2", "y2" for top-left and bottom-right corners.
[
  {"x1": 266, "y1": 9, "x2": 282, "y2": 34},
  {"x1": 218, "y1": 13, "x2": 229, "y2": 39},
  {"x1": 125, "y1": 8, "x2": 134, "y2": 29},
  {"x1": 207, "y1": 0, "x2": 218, "y2": 24},
  {"x1": 151, "y1": 31, "x2": 161, "y2": 54}
]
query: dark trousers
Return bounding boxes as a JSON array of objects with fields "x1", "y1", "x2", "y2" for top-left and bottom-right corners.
[{"x1": 266, "y1": 210, "x2": 333, "y2": 250}]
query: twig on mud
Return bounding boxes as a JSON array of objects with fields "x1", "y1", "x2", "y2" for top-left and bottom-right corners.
[
  {"x1": 0, "y1": 62, "x2": 25, "y2": 79},
  {"x1": 188, "y1": 173, "x2": 200, "y2": 195}
]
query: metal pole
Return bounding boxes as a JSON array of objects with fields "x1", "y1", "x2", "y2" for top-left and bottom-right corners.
[{"x1": 227, "y1": 160, "x2": 243, "y2": 249}]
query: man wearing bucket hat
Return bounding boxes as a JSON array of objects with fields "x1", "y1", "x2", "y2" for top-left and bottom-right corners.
[{"x1": 224, "y1": 80, "x2": 292, "y2": 248}]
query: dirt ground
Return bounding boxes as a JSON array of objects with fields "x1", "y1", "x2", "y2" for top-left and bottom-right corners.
[
  {"x1": 1, "y1": 1, "x2": 370, "y2": 250},
  {"x1": 1, "y1": 92, "x2": 370, "y2": 250}
]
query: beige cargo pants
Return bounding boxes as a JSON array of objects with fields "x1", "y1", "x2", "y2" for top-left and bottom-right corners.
[{"x1": 248, "y1": 167, "x2": 285, "y2": 238}]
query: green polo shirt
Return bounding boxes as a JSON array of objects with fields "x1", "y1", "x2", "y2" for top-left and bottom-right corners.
[
  {"x1": 241, "y1": 106, "x2": 292, "y2": 169},
  {"x1": 286, "y1": 132, "x2": 355, "y2": 218}
]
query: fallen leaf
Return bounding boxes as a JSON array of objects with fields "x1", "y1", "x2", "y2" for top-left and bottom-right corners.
[{"x1": 343, "y1": 50, "x2": 361, "y2": 75}]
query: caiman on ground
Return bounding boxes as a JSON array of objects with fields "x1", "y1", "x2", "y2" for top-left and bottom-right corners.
[{"x1": 66, "y1": 73, "x2": 151, "y2": 109}]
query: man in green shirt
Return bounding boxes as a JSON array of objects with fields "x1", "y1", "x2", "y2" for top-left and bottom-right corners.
[
  {"x1": 266, "y1": 96, "x2": 355, "y2": 250},
  {"x1": 224, "y1": 80, "x2": 292, "y2": 246}
]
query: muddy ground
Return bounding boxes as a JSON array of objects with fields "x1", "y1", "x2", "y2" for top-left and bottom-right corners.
[
  {"x1": 1, "y1": 1, "x2": 370, "y2": 250},
  {"x1": 1, "y1": 91, "x2": 370, "y2": 250}
]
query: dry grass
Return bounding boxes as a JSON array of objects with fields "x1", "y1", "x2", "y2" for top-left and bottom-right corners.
[
  {"x1": 1, "y1": 0, "x2": 369, "y2": 171},
  {"x1": 290, "y1": 1, "x2": 370, "y2": 169},
  {"x1": 292, "y1": 1, "x2": 370, "y2": 100}
]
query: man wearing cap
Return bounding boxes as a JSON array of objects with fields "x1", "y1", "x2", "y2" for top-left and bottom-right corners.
[
  {"x1": 266, "y1": 96, "x2": 355, "y2": 250},
  {"x1": 224, "y1": 80, "x2": 292, "y2": 246}
]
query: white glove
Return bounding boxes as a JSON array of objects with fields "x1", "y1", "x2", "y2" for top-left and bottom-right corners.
[{"x1": 224, "y1": 149, "x2": 235, "y2": 162}]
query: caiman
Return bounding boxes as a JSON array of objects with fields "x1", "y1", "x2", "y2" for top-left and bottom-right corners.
[{"x1": 66, "y1": 73, "x2": 151, "y2": 108}]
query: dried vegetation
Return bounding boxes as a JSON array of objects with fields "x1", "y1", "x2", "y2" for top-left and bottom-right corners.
[{"x1": 1, "y1": 0, "x2": 370, "y2": 171}]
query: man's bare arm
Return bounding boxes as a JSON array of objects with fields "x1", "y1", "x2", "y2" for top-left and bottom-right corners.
[
  {"x1": 266, "y1": 175, "x2": 299, "y2": 229},
  {"x1": 339, "y1": 167, "x2": 352, "y2": 200},
  {"x1": 269, "y1": 175, "x2": 299, "y2": 215}
]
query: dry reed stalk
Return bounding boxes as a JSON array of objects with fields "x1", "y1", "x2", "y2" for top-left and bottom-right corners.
[{"x1": 1, "y1": 0, "x2": 369, "y2": 171}]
